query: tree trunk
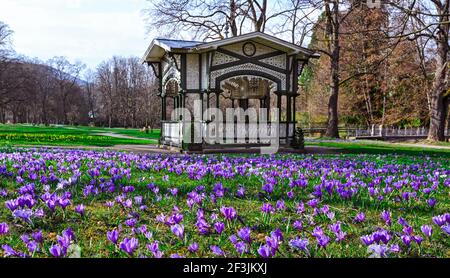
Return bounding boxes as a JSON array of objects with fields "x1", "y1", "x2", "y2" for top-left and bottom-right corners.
[
  {"x1": 428, "y1": 62, "x2": 448, "y2": 141},
  {"x1": 427, "y1": 2, "x2": 449, "y2": 141},
  {"x1": 325, "y1": 1, "x2": 340, "y2": 138}
]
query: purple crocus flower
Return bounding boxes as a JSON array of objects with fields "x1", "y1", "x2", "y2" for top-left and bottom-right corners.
[
  {"x1": 311, "y1": 226, "x2": 330, "y2": 248},
  {"x1": 3, "y1": 244, "x2": 18, "y2": 257},
  {"x1": 289, "y1": 237, "x2": 309, "y2": 252},
  {"x1": 262, "y1": 183, "x2": 274, "y2": 194},
  {"x1": 58, "y1": 198, "x2": 71, "y2": 209},
  {"x1": 403, "y1": 225, "x2": 413, "y2": 235},
  {"x1": 220, "y1": 206, "x2": 237, "y2": 221},
  {"x1": 188, "y1": 242, "x2": 199, "y2": 253},
  {"x1": 13, "y1": 209, "x2": 33, "y2": 223},
  {"x1": 296, "y1": 202, "x2": 305, "y2": 214},
  {"x1": 413, "y1": 235, "x2": 423, "y2": 245},
  {"x1": 21, "y1": 234, "x2": 30, "y2": 244},
  {"x1": 119, "y1": 237, "x2": 139, "y2": 256},
  {"x1": 441, "y1": 224, "x2": 450, "y2": 235},
  {"x1": 421, "y1": 225, "x2": 433, "y2": 238},
  {"x1": 49, "y1": 244, "x2": 65, "y2": 258},
  {"x1": 360, "y1": 235, "x2": 374, "y2": 246},
  {"x1": 234, "y1": 241, "x2": 248, "y2": 255},
  {"x1": 125, "y1": 218, "x2": 137, "y2": 228},
  {"x1": 398, "y1": 217, "x2": 408, "y2": 227},
  {"x1": 401, "y1": 235, "x2": 411, "y2": 247},
  {"x1": 169, "y1": 188, "x2": 179, "y2": 196},
  {"x1": 287, "y1": 191, "x2": 294, "y2": 199},
  {"x1": 316, "y1": 234, "x2": 330, "y2": 248},
  {"x1": 265, "y1": 235, "x2": 280, "y2": 256},
  {"x1": 34, "y1": 208, "x2": 45, "y2": 218},
  {"x1": 171, "y1": 224, "x2": 185, "y2": 240},
  {"x1": 57, "y1": 234, "x2": 71, "y2": 250},
  {"x1": 237, "y1": 227, "x2": 251, "y2": 243},
  {"x1": 276, "y1": 200, "x2": 286, "y2": 211},
  {"x1": 26, "y1": 241, "x2": 39, "y2": 253},
  {"x1": 427, "y1": 198, "x2": 437, "y2": 208},
  {"x1": 5, "y1": 199, "x2": 19, "y2": 211},
  {"x1": 432, "y1": 215, "x2": 447, "y2": 226},
  {"x1": 258, "y1": 244, "x2": 272, "y2": 258},
  {"x1": 214, "y1": 222, "x2": 225, "y2": 234},
  {"x1": 32, "y1": 230, "x2": 43, "y2": 243},
  {"x1": 390, "y1": 244, "x2": 400, "y2": 253},
  {"x1": 147, "y1": 241, "x2": 159, "y2": 253},
  {"x1": 75, "y1": 204, "x2": 85, "y2": 216},
  {"x1": 261, "y1": 203, "x2": 274, "y2": 214},
  {"x1": 271, "y1": 228, "x2": 283, "y2": 241},
  {"x1": 293, "y1": 220, "x2": 303, "y2": 231},
  {"x1": 236, "y1": 187, "x2": 245, "y2": 198},
  {"x1": 329, "y1": 222, "x2": 346, "y2": 242},
  {"x1": 62, "y1": 228, "x2": 75, "y2": 241},
  {"x1": 381, "y1": 210, "x2": 391, "y2": 226},
  {"x1": 307, "y1": 198, "x2": 319, "y2": 208},
  {"x1": 354, "y1": 212, "x2": 366, "y2": 223},
  {"x1": 0, "y1": 223, "x2": 9, "y2": 235},
  {"x1": 373, "y1": 229, "x2": 391, "y2": 244},
  {"x1": 229, "y1": 235, "x2": 238, "y2": 245},
  {"x1": 107, "y1": 229, "x2": 119, "y2": 244},
  {"x1": 368, "y1": 244, "x2": 389, "y2": 258},
  {"x1": 210, "y1": 245, "x2": 225, "y2": 257}
]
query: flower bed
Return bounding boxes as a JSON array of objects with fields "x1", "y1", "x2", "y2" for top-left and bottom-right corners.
[{"x1": 0, "y1": 148, "x2": 449, "y2": 258}]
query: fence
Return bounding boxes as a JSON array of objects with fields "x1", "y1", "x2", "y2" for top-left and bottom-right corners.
[{"x1": 303, "y1": 125, "x2": 450, "y2": 139}]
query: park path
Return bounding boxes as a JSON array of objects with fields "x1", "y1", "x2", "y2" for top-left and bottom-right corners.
[{"x1": 95, "y1": 132, "x2": 157, "y2": 141}]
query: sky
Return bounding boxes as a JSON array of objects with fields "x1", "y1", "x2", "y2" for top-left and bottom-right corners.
[{"x1": 0, "y1": 0, "x2": 153, "y2": 70}]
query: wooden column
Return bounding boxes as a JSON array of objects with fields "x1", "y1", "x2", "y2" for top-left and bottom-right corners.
[
  {"x1": 206, "y1": 92, "x2": 210, "y2": 121},
  {"x1": 293, "y1": 95, "x2": 297, "y2": 124},
  {"x1": 287, "y1": 94, "x2": 292, "y2": 141},
  {"x1": 199, "y1": 93, "x2": 204, "y2": 121},
  {"x1": 162, "y1": 96, "x2": 167, "y2": 121},
  {"x1": 277, "y1": 92, "x2": 282, "y2": 121},
  {"x1": 216, "y1": 92, "x2": 220, "y2": 109}
]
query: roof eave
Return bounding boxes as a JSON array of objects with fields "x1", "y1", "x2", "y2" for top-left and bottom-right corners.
[{"x1": 141, "y1": 39, "x2": 173, "y2": 64}]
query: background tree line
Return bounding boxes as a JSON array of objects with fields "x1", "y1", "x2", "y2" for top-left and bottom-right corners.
[
  {"x1": 0, "y1": 0, "x2": 448, "y2": 141},
  {"x1": 0, "y1": 21, "x2": 160, "y2": 128}
]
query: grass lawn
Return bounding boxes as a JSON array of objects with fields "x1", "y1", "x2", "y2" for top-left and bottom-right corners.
[
  {"x1": 0, "y1": 149, "x2": 448, "y2": 258},
  {"x1": 0, "y1": 124, "x2": 159, "y2": 147},
  {"x1": 306, "y1": 140, "x2": 450, "y2": 157}
]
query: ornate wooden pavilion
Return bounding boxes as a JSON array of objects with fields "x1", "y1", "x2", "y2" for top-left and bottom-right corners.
[{"x1": 142, "y1": 32, "x2": 319, "y2": 151}]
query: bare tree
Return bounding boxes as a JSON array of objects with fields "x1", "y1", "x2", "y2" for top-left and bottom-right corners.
[
  {"x1": 83, "y1": 69, "x2": 98, "y2": 123},
  {"x1": 47, "y1": 57, "x2": 85, "y2": 124},
  {"x1": 387, "y1": 0, "x2": 449, "y2": 141},
  {"x1": 144, "y1": 0, "x2": 245, "y2": 40}
]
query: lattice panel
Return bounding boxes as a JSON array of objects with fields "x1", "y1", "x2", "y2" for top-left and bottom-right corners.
[
  {"x1": 186, "y1": 54, "x2": 199, "y2": 90},
  {"x1": 210, "y1": 63, "x2": 286, "y2": 90},
  {"x1": 201, "y1": 54, "x2": 209, "y2": 90},
  {"x1": 161, "y1": 54, "x2": 181, "y2": 95},
  {"x1": 212, "y1": 52, "x2": 239, "y2": 66},
  {"x1": 260, "y1": 54, "x2": 286, "y2": 69}
]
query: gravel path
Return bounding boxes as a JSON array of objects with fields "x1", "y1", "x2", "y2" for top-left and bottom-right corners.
[{"x1": 95, "y1": 132, "x2": 157, "y2": 141}]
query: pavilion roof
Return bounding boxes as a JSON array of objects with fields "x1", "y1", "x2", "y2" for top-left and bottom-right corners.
[{"x1": 142, "y1": 32, "x2": 319, "y2": 63}]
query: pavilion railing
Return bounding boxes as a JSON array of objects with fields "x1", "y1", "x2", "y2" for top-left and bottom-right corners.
[{"x1": 161, "y1": 121, "x2": 295, "y2": 147}]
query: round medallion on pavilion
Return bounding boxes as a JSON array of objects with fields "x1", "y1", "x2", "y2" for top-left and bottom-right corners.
[{"x1": 242, "y1": 42, "x2": 256, "y2": 57}]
